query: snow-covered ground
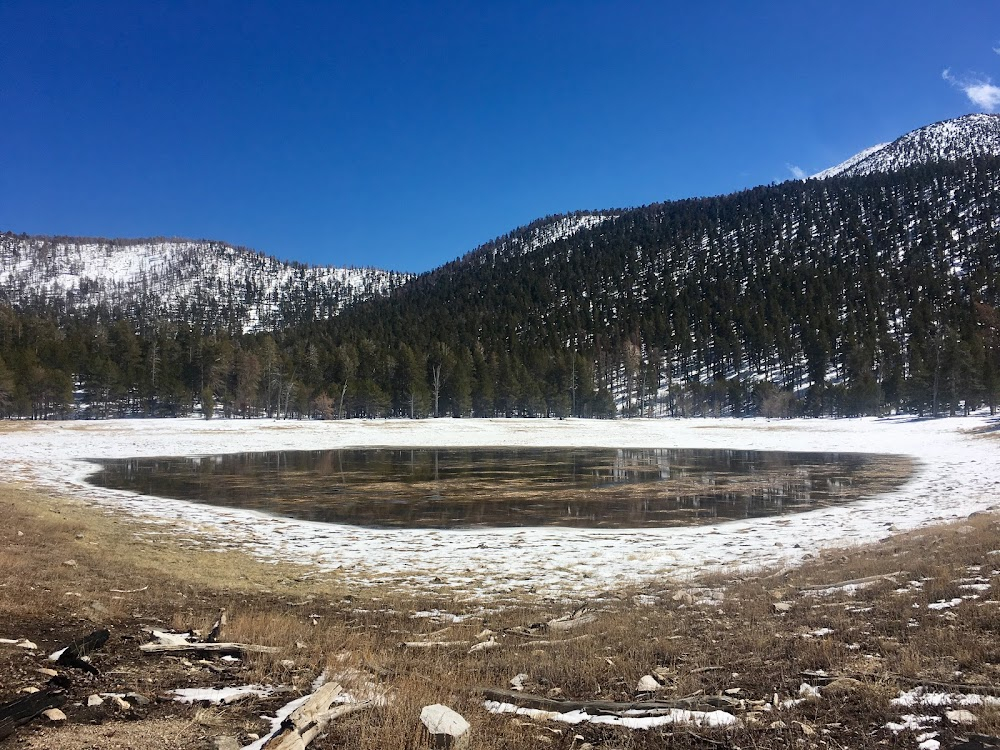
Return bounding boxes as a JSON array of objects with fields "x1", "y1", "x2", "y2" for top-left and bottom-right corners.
[{"x1": 3, "y1": 416, "x2": 998, "y2": 599}]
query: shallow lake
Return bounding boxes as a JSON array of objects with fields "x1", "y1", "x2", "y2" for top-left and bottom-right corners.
[{"x1": 87, "y1": 447, "x2": 910, "y2": 529}]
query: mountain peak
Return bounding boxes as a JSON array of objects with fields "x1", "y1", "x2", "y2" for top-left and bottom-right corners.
[{"x1": 813, "y1": 113, "x2": 1000, "y2": 179}]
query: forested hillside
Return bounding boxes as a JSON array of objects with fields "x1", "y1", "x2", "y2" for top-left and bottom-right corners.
[{"x1": 1, "y1": 155, "x2": 999, "y2": 421}]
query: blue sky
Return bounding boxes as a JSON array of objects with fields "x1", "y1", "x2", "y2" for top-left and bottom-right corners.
[{"x1": 2, "y1": 1, "x2": 999, "y2": 272}]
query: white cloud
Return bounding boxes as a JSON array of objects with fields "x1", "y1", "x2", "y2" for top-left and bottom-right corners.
[
  {"x1": 942, "y1": 68, "x2": 1000, "y2": 112},
  {"x1": 786, "y1": 163, "x2": 807, "y2": 180}
]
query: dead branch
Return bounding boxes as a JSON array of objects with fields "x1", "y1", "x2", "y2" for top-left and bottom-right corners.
[
  {"x1": 262, "y1": 682, "x2": 375, "y2": 749},
  {"x1": 480, "y1": 687, "x2": 739, "y2": 714},
  {"x1": 398, "y1": 640, "x2": 470, "y2": 649},
  {"x1": 799, "y1": 571, "x2": 907, "y2": 592},
  {"x1": 139, "y1": 642, "x2": 279, "y2": 656},
  {"x1": 512, "y1": 634, "x2": 593, "y2": 647}
]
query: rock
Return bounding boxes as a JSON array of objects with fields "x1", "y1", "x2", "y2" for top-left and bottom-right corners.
[
  {"x1": 795, "y1": 720, "x2": 816, "y2": 736},
  {"x1": 823, "y1": 677, "x2": 863, "y2": 696},
  {"x1": 109, "y1": 695, "x2": 131, "y2": 711},
  {"x1": 773, "y1": 602, "x2": 793, "y2": 613},
  {"x1": 956, "y1": 525, "x2": 977, "y2": 535},
  {"x1": 42, "y1": 708, "x2": 67, "y2": 722},
  {"x1": 75, "y1": 533, "x2": 85, "y2": 539},
  {"x1": 21, "y1": 687, "x2": 40, "y2": 694},
  {"x1": 63, "y1": 559, "x2": 78, "y2": 567},
  {"x1": 213, "y1": 738, "x2": 240, "y2": 750},
  {"x1": 125, "y1": 692, "x2": 150, "y2": 706},
  {"x1": 87, "y1": 694, "x2": 104, "y2": 707},
  {"x1": 420, "y1": 704, "x2": 470, "y2": 748},
  {"x1": 946, "y1": 709, "x2": 977, "y2": 726},
  {"x1": 770, "y1": 720, "x2": 787, "y2": 729},
  {"x1": 17, "y1": 530, "x2": 23, "y2": 537},
  {"x1": 36, "y1": 668, "x2": 58, "y2": 677},
  {"x1": 636, "y1": 675, "x2": 660, "y2": 692},
  {"x1": 17, "y1": 640, "x2": 38, "y2": 650},
  {"x1": 510, "y1": 673, "x2": 529, "y2": 691}
]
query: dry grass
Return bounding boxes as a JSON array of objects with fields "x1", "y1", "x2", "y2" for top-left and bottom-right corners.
[{"x1": 2, "y1": 481, "x2": 1000, "y2": 749}]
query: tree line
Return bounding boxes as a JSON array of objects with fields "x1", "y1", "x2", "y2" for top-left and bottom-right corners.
[{"x1": 1, "y1": 156, "x2": 999, "y2": 420}]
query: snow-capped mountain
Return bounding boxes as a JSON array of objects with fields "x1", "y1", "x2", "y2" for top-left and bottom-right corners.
[
  {"x1": 0, "y1": 235, "x2": 411, "y2": 332},
  {"x1": 813, "y1": 113, "x2": 1000, "y2": 179}
]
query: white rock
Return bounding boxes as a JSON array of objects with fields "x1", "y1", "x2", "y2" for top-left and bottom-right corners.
[
  {"x1": 636, "y1": 675, "x2": 660, "y2": 692},
  {"x1": 773, "y1": 602, "x2": 793, "y2": 612},
  {"x1": 42, "y1": 708, "x2": 67, "y2": 721},
  {"x1": 420, "y1": 704, "x2": 470, "y2": 746},
  {"x1": 87, "y1": 694, "x2": 104, "y2": 707},
  {"x1": 63, "y1": 559, "x2": 77, "y2": 567},
  {"x1": 510, "y1": 673, "x2": 529, "y2": 691},
  {"x1": 945, "y1": 709, "x2": 976, "y2": 725}
]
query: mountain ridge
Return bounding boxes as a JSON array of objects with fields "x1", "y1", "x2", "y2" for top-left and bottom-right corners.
[{"x1": 812, "y1": 113, "x2": 1000, "y2": 179}]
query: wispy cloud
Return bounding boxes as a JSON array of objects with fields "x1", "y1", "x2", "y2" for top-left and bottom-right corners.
[
  {"x1": 786, "y1": 163, "x2": 807, "y2": 180},
  {"x1": 942, "y1": 68, "x2": 1000, "y2": 111}
]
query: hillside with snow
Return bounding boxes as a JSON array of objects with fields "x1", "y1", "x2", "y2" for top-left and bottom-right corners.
[
  {"x1": 813, "y1": 113, "x2": 1000, "y2": 178},
  {"x1": 0, "y1": 235, "x2": 410, "y2": 332}
]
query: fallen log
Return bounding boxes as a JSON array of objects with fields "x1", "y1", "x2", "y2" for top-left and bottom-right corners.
[
  {"x1": 547, "y1": 608, "x2": 597, "y2": 632},
  {"x1": 399, "y1": 640, "x2": 471, "y2": 650},
  {"x1": 139, "y1": 642, "x2": 279, "y2": 656},
  {"x1": 262, "y1": 682, "x2": 375, "y2": 750},
  {"x1": 0, "y1": 688, "x2": 66, "y2": 741},
  {"x1": 799, "y1": 571, "x2": 907, "y2": 592},
  {"x1": 512, "y1": 634, "x2": 592, "y2": 648},
  {"x1": 480, "y1": 687, "x2": 740, "y2": 714}
]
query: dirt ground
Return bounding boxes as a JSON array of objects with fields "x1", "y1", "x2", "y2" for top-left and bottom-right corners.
[{"x1": 3, "y1": 479, "x2": 1000, "y2": 749}]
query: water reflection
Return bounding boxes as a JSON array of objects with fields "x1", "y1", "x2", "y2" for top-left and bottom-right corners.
[{"x1": 88, "y1": 447, "x2": 907, "y2": 529}]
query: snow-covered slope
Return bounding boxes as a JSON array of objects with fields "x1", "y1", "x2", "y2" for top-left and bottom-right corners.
[
  {"x1": 0, "y1": 235, "x2": 411, "y2": 332},
  {"x1": 813, "y1": 113, "x2": 1000, "y2": 179}
]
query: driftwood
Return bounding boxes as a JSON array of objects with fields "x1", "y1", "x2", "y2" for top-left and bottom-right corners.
[
  {"x1": 505, "y1": 606, "x2": 597, "y2": 639},
  {"x1": 513, "y1": 634, "x2": 592, "y2": 648},
  {"x1": 262, "y1": 682, "x2": 374, "y2": 750},
  {"x1": 799, "y1": 571, "x2": 907, "y2": 592},
  {"x1": 0, "y1": 688, "x2": 66, "y2": 741},
  {"x1": 399, "y1": 640, "x2": 470, "y2": 650},
  {"x1": 53, "y1": 628, "x2": 110, "y2": 676},
  {"x1": 140, "y1": 642, "x2": 279, "y2": 656},
  {"x1": 480, "y1": 687, "x2": 739, "y2": 715}
]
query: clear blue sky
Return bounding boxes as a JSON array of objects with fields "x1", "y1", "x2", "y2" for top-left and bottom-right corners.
[{"x1": 2, "y1": 1, "x2": 999, "y2": 272}]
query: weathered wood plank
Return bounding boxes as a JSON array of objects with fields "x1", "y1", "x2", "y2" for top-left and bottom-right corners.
[
  {"x1": 480, "y1": 687, "x2": 739, "y2": 714},
  {"x1": 0, "y1": 688, "x2": 66, "y2": 741}
]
